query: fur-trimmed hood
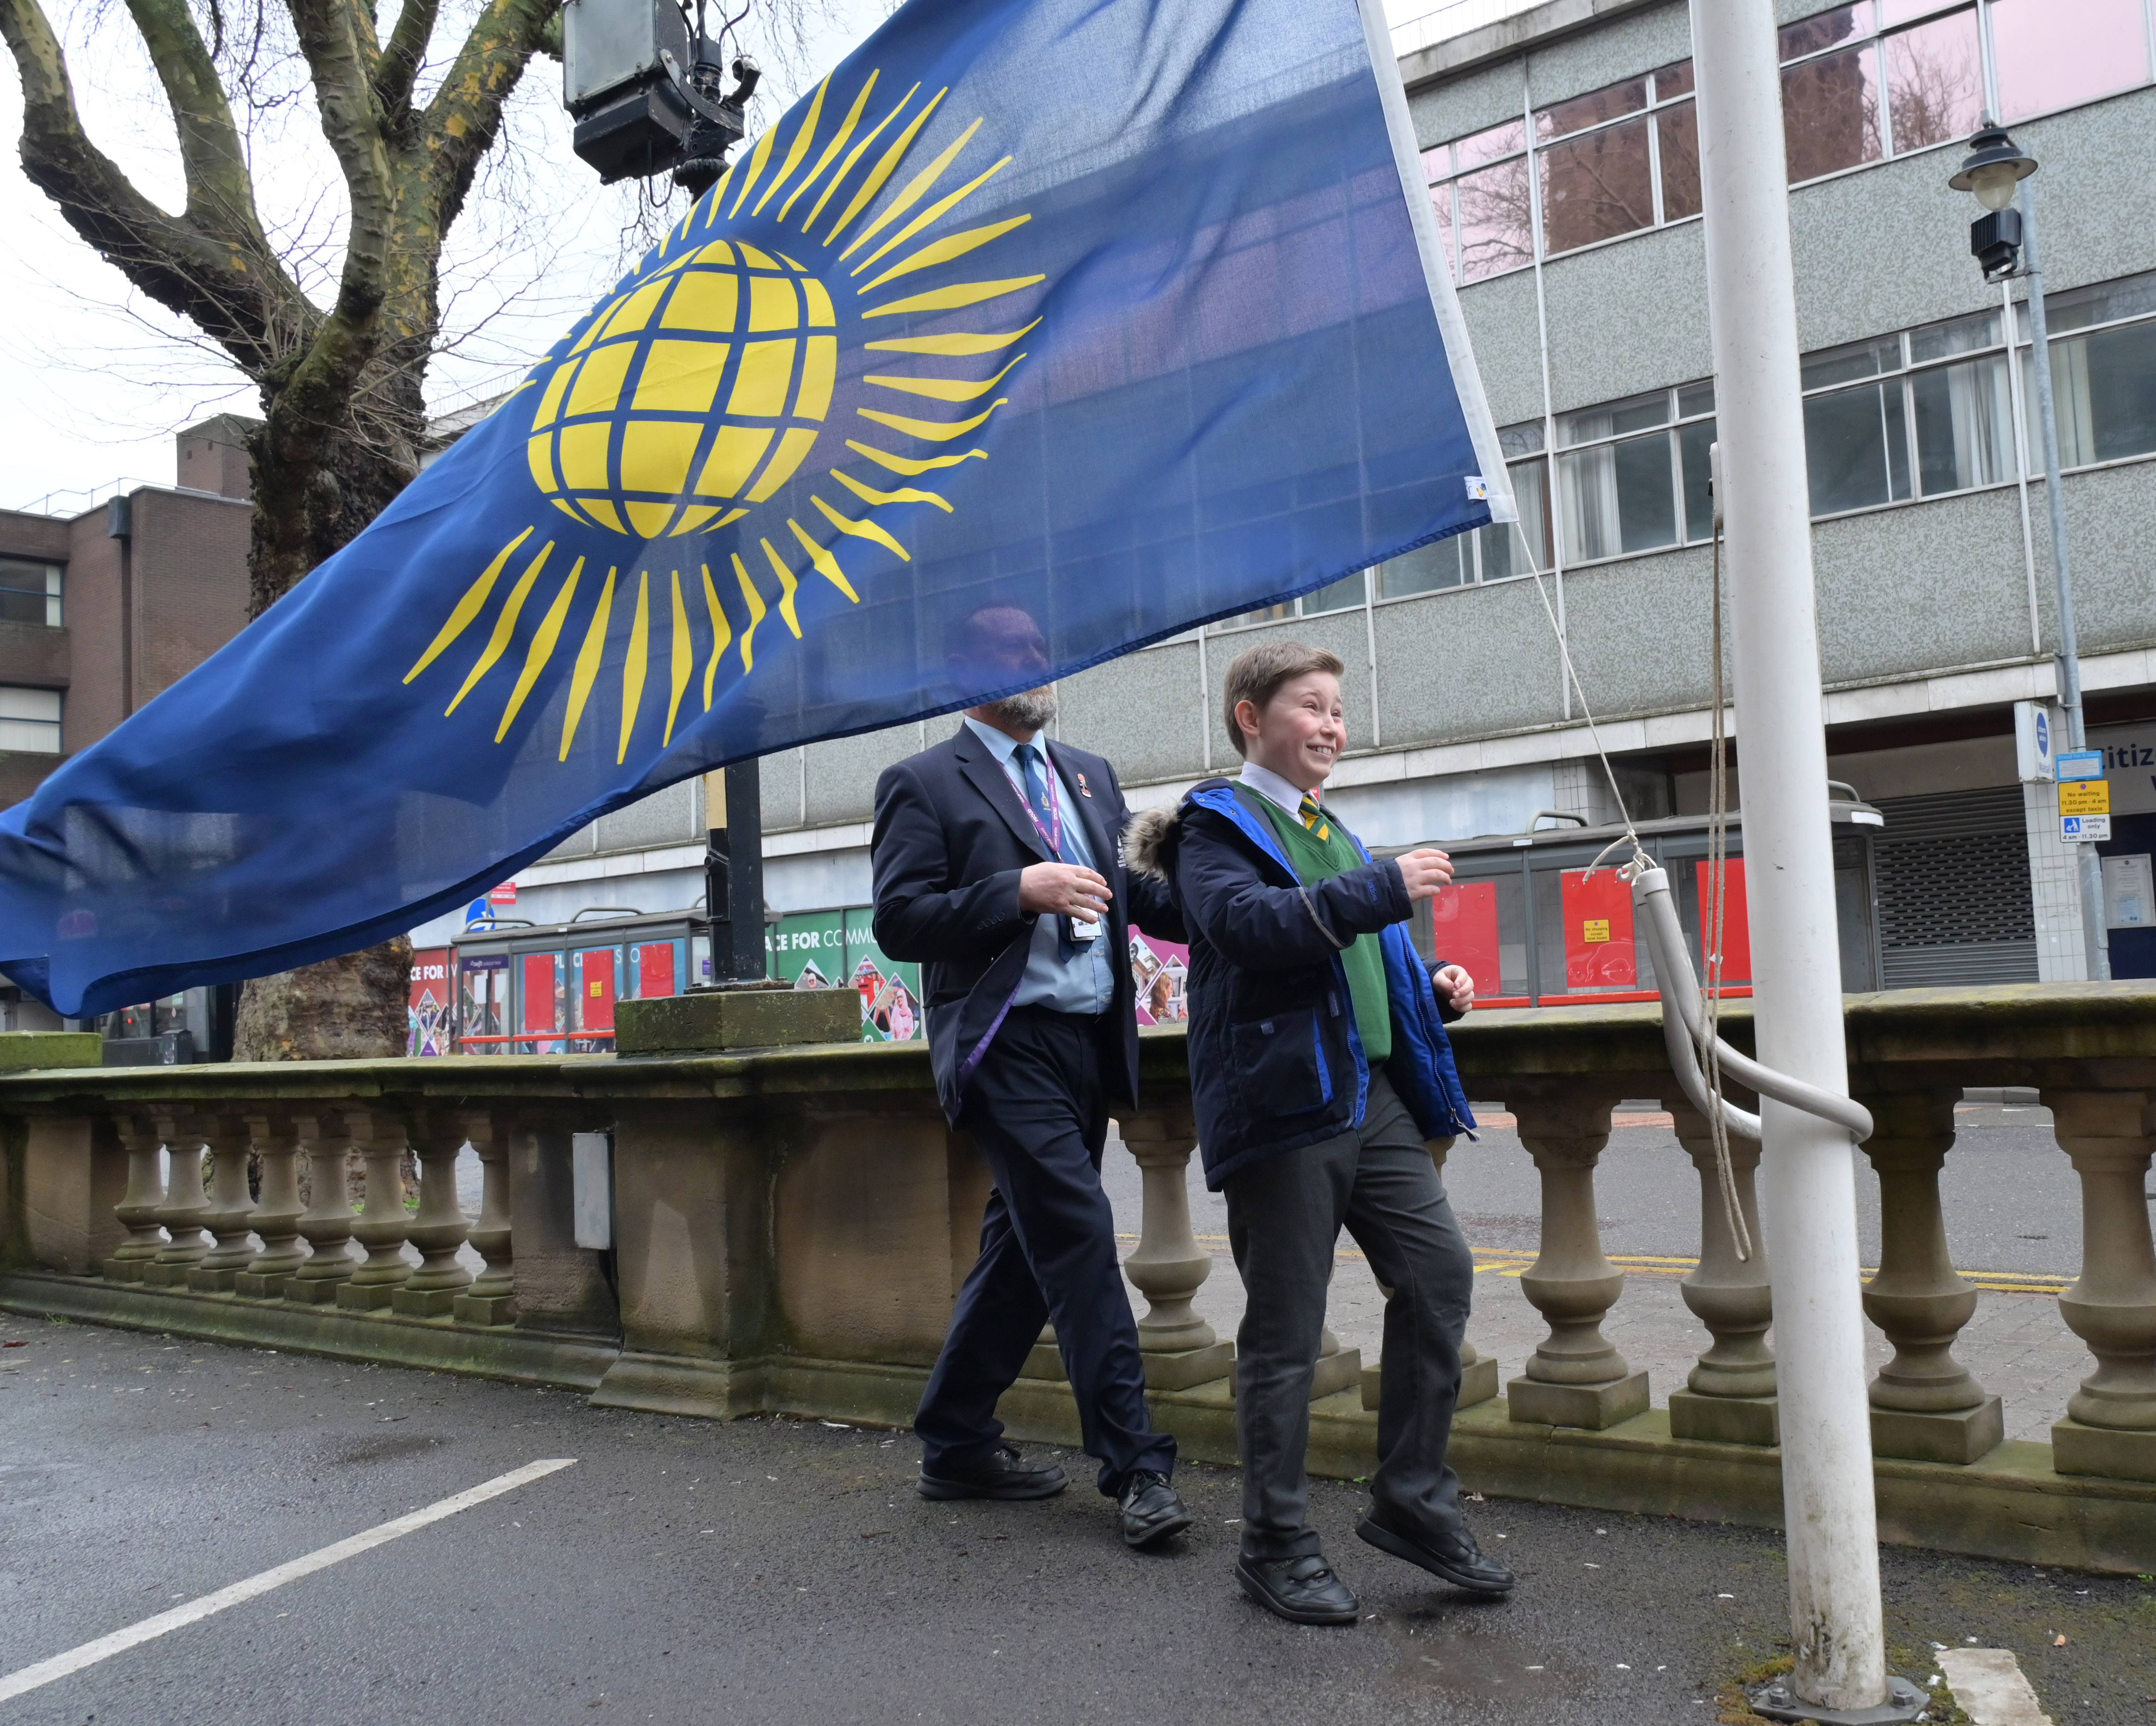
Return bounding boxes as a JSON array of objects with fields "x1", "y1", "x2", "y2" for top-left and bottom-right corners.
[{"x1": 1124, "y1": 804, "x2": 1182, "y2": 882}]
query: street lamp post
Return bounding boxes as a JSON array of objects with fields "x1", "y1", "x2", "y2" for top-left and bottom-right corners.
[{"x1": 1950, "y1": 122, "x2": 2111, "y2": 983}]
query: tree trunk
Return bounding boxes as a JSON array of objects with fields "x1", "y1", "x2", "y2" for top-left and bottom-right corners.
[{"x1": 234, "y1": 936, "x2": 414, "y2": 1061}]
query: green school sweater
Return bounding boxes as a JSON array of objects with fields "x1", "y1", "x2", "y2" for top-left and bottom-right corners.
[{"x1": 1256, "y1": 795, "x2": 1393, "y2": 1065}]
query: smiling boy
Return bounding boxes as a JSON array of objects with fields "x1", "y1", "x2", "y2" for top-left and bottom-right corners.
[{"x1": 1126, "y1": 640, "x2": 1512, "y2": 1624}]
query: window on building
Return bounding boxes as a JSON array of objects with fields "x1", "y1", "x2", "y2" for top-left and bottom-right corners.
[
  {"x1": 0, "y1": 685, "x2": 61, "y2": 753},
  {"x1": 2018, "y1": 270, "x2": 2156, "y2": 470},
  {"x1": 1551, "y1": 384, "x2": 1716, "y2": 565},
  {"x1": 1801, "y1": 311, "x2": 2015, "y2": 514},
  {"x1": 1991, "y1": 0, "x2": 2152, "y2": 123},
  {"x1": 1209, "y1": 570, "x2": 1368, "y2": 631},
  {"x1": 1427, "y1": 1, "x2": 2148, "y2": 283},
  {"x1": 1376, "y1": 422, "x2": 1552, "y2": 596},
  {"x1": 0, "y1": 559, "x2": 61, "y2": 627}
]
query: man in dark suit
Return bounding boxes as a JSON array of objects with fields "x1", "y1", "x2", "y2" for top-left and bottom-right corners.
[{"x1": 871, "y1": 604, "x2": 1192, "y2": 1548}]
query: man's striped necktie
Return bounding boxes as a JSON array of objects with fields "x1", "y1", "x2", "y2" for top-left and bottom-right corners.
[{"x1": 1298, "y1": 791, "x2": 1330, "y2": 842}]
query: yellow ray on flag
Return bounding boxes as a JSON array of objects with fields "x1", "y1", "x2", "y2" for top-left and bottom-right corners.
[
  {"x1": 760, "y1": 537, "x2": 805, "y2": 637},
  {"x1": 700, "y1": 563, "x2": 733, "y2": 709},
  {"x1": 839, "y1": 117, "x2": 981, "y2": 262},
  {"x1": 497, "y1": 557, "x2": 584, "y2": 742},
  {"x1": 404, "y1": 527, "x2": 533, "y2": 683},
  {"x1": 865, "y1": 321, "x2": 1037, "y2": 356},
  {"x1": 617, "y1": 571, "x2": 651, "y2": 764},
  {"x1": 850, "y1": 156, "x2": 1013, "y2": 277},
  {"x1": 802, "y1": 81, "x2": 917, "y2": 234},
  {"x1": 788, "y1": 516, "x2": 861, "y2": 600},
  {"x1": 857, "y1": 217, "x2": 1032, "y2": 296},
  {"x1": 781, "y1": 70, "x2": 878, "y2": 223},
  {"x1": 831, "y1": 468, "x2": 952, "y2": 513},
  {"x1": 824, "y1": 88, "x2": 947, "y2": 246},
  {"x1": 844, "y1": 440, "x2": 990, "y2": 476},
  {"x1": 698, "y1": 162, "x2": 737, "y2": 227},
  {"x1": 559, "y1": 567, "x2": 618, "y2": 762},
  {"x1": 812, "y1": 493, "x2": 910, "y2": 562},
  {"x1": 864, "y1": 353, "x2": 1026, "y2": 402},
  {"x1": 860, "y1": 277, "x2": 1045, "y2": 318},
  {"x1": 445, "y1": 539, "x2": 554, "y2": 716},
  {"x1": 732, "y1": 553, "x2": 769, "y2": 672},
  {"x1": 728, "y1": 121, "x2": 782, "y2": 219},
  {"x1": 857, "y1": 399, "x2": 1008, "y2": 441},
  {"x1": 664, "y1": 570, "x2": 695, "y2": 745},
  {"x1": 754, "y1": 76, "x2": 830, "y2": 217}
]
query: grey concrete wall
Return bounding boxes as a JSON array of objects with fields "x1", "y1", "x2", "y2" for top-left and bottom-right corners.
[
  {"x1": 1457, "y1": 270, "x2": 1545, "y2": 430},
  {"x1": 1542, "y1": 220, "x2": 1711, "y2": 417},
  {"x1": 1524, "y1": 0, "x2": 1690, "y2": 109},
  {"x1": 1813, "y1": 487, "x2": 2035, "y2": 686},
  {"x1": 1373, "y1": 577, "x2": 1566, "y2": 747},
  {"x1": 1407, "y1": 53, "x2": 1523, "y2": 146},
  {"x1": 1056, "y1": 638, "x2": 1208, "y2": 786},
  {"x1": 802, "y1": 725, "x2": 924, "y2": 828},
  {"x1": 1560, "y1": 545, "x2": 1719, "y2": 720},
  {"x1": 2050, "y1": 465, "x2": 2156, "y2": 661}
]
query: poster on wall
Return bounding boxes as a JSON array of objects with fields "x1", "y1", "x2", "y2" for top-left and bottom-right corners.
[
  {"x1": 1130, "y1": 931, "x2": 1190, "y2": 1026},
  {"x1": 408, "y1": 947, "x2": 452, "y2": 1057}
]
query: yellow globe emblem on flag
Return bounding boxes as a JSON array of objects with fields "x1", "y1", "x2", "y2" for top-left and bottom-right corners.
[{"x1": 525, "y1": 239, "x2": 837, "y2": 540}]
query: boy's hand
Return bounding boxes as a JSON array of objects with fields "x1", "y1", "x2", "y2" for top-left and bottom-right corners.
[
  {"x1": 1020, "y1": 862, "x2": 1112, "y2": 920},
  {"x1": 1434, "y1": 963, "x2": 1475, "y2": 1013},
  {"x1": 1395, "y1": 848, "x2": 1456, "y2": 901}
]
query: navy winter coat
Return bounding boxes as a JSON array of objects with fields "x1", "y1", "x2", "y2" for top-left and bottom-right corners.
[{"x1": 1127, "y1": 779, "x2": 1475, "y2": 1189}]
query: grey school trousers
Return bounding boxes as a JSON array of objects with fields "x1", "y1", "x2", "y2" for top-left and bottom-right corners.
[{"x1": 1222, "y1": 1068, "x2": 1476, "y2": 1561}]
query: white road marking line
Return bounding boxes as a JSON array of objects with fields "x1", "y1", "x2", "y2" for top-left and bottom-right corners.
[
  {"x1": 0, "y1": 1457, "x2": 576, "y2": 1704},
  {"x1": 1938, "y1": 1648, "x2": 2056, "y2": 1726}
]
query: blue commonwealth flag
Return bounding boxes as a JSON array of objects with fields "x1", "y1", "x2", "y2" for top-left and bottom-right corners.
[{"x1": 0, "y1": 0, "x2": 1510, "y2": 1017}]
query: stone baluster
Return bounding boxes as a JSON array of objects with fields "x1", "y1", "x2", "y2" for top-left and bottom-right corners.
[
  {"x1": 1506, "y1": 1089, "x2": 1647, "y2": 1428},
  {"x1": 237, "y1": 1113, "x2": 308, "y2": 1299},
  {"x1": 1662, "y1": 1095, "x2": 1779, "y2": 1446},
  {"x1": 289, "y1": 1112, "x2": 359, "y2": 1302},
  {"x1": 104, "y1": 1115, "x2": 168, "y2": 1282},
  {"x1": 1858, "y1": 1087, "x2": 2003, "y2": 1463},
  {"x1": 188, "y1": 1114, "x2": 260, "y2": 1292},
  {"x1": 453, "y1": 1111, "x2": 516, "y2": 1324},
  {"x1": 143, "y1": 1113, "x2": 212, "y2": 1287},
  {"x1": 1021, "y1": 1321, "x2": 1064, "y2": 1381},
  {"x1": 2046, "y1": 1088, "x2": 2156, "y2": 1482},
  {"x1": 394, "y1": 1112, "x2": 475, "y2": 1317},
  {"x1": 1115, "y1": 1104, "x2": 1234, "y2": 1390},
  {"x1": 337, "y1": 1111, "x2": 415, "y2": 1310}
]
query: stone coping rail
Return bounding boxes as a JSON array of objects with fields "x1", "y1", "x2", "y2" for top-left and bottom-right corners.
[{"x1": 4, "y1": 980, "x2": 2156, "y2": 1575}]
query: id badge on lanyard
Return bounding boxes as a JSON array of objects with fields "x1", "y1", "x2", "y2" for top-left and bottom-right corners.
[{"x1": 1023, "y1": 757, "x2": 1100, "y2": 946}]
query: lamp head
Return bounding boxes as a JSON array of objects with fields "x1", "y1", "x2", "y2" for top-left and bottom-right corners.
[{"x1": 1948, "y1": 119, "x2": 2037, "y2": 210}]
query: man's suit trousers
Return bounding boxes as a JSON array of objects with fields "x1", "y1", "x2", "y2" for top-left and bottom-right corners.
[{"x1": 915, "y1": 1005, "x2": 1177, "y2": 1494}]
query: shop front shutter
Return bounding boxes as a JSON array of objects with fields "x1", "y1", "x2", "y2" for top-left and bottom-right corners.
[{"x1": 1870, "y1": 784, "x2": 2038, "y2": 988}]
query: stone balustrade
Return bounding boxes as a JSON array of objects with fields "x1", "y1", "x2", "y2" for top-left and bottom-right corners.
[{"x1": 4, "y1": 984, "x2": 2156, "y2": 1574}]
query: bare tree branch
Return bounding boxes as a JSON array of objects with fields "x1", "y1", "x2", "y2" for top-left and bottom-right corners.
[
  {"x1": 371, "y1": 0, "x2": 441, "y2": 123},
  {"x1": 418, "y1": 0, "x2": 558, "y2": 233}
]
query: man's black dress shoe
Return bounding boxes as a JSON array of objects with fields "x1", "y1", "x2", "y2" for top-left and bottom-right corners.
[
  {"x1": 916, "y1": 1444, "x2": 1069, "y2": 1500},
  {"x1": 1116, "y1": 1469, "x2": 1194, "y2": 1547},
  {"x1": 1356, "y1": 1514, "x2": 1516, "y2": 1593},
  {"x1": 1234, "y1": 1553, "x2": 1361, "y2": 1625}
]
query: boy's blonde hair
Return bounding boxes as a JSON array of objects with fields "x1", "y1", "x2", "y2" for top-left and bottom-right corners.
[{"x1": 1221, "y1": 640, "x2": 1344, "y2": 759}]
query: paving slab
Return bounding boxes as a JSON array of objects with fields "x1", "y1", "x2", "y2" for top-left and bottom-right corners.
[{"x1": 4, "y1": 1310, "x2": 2154, "y2": 1725}]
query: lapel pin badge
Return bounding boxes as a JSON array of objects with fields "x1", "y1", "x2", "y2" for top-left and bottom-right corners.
[{"x1": 1075, "y1": 772, "x2": 1093, "y2": 797}]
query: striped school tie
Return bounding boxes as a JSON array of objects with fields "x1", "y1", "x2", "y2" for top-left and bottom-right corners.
[{"x1": 1298, "y1": 791, "x2": 1330, "y2": 842}]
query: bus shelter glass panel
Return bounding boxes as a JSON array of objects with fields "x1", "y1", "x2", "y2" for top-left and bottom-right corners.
[
  {"x1": 460, "y1": 954, "x2": 508, "y2": 1051},
  {"x1": 1534, "y1": 866, "x2": 1656, "y2": 998},
  {"x1": 517, "y1": 951, "x2": 566, "y2": 1055},
  {"x1": 845, "y1": 906, "x2": 924, "y2": 1041},
  {"x1": 569, "y1": 946, "x2": 621, "y2": 1051},
  {"x1": 1421, "y1": 874, "x2": 1529, "y2": 1001},
  {"x1": 627, "y1": 938, "x2": 686, "y2": 999},
  {"x1": 768, "y1": 909, "x2": 846, "y2": 987}
]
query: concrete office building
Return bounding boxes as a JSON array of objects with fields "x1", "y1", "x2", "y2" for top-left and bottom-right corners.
[
  {"x1": 420, "y1": 0, "x2": 2156, "y2": 1001},
  {"x1": 0, "y1": 417, "x2": 254, "y2": 1031}
]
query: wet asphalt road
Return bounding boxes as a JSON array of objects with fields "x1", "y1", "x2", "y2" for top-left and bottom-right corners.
[{"x1": 4, "y1": 1311, "x2": 2154, "y2": 1725}]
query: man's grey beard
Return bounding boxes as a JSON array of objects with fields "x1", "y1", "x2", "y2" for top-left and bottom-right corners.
[{"x1": 985, "y1": 686, "x2": 1058, "y2": 731}]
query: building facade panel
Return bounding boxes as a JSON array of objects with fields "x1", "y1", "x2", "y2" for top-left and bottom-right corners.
[
  {"x1": 1055, "y1": 637, "x2": 1206, "y2": 785},
  {"x1": 1541, "y1": 221, "x2": 1713, "y2": 418},
  {"x1": 802, "y1": 723, "x2": 927, "y2": 828},
  {"x1": 1453, "y1": 270, "x2": 1546, "y2": 429},
  {"x1": 1407, "y1": 52, "x2": 1526, "y2": 146},
  {"x1": 594, "y1": 778, "x2": 699, "y2": 854},
  {"x1": 1559, "y1": 546, "x2": 1719, "y2": 719},
  {"x1": 2050, "y1": 466, "x2": 2156, "y2": 658},
  {"x1": 1524, "y1": 0, "x2": 1691, "y2": 111},
  {"x1": 1371, "y1": 578, "x2": 1566, "y2": 747},
  {"x1": 1812, "y1": 487, "x2": 2034, "y2": 684}
]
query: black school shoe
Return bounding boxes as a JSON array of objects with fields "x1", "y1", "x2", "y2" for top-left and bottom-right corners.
[
  {"x1": 1116, "y1": 1469, "x2": 1194, "y2": 1547},
  {"x1": 1356, "y1": 1513, "x2": 1516, "y2": 1593},
  {"x1": 916, "y1": 1444, "x2": 1070, "y2": 1500},
  {"x1": 1234, "y1": 1553, "x2": 1362, "y2": 1625}
]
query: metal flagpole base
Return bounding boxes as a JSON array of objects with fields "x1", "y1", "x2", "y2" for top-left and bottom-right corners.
[{"x1": 1748, "y1": 1676, "x2": 1929, "y2": 1724}]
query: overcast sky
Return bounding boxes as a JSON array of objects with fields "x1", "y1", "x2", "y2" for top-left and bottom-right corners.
[{"x1": 0, "y1": 0, "x2": 1483, "y2": 513}]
